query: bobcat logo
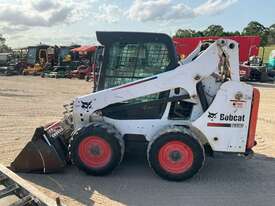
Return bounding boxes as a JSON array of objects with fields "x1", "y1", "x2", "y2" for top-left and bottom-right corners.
[
  {"x1": 81, "y1": 100, "x2": 93, "y2": 111},
  {"x1": 208, "y1": 112, "x2": 217, "y2": 121}
]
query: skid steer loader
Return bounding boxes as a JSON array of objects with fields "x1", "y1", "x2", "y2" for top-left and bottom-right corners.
[{"x1": 11, "y1": 32, "x2": 260, "y2": 181}]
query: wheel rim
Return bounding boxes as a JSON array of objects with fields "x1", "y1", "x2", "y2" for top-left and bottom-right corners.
[
  {"x1": 78, "y1": 136, "x2": 112, "y2": 168},
  {"x1": 158, "y1": 140, "x2": 194, "y2": 174}
]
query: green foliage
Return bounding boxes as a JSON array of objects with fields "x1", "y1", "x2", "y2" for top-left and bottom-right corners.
[
  {"x1": 175, "y1": 29, "x2": 195, "y2": 38},
  {"x1": 203, "y1": 25, "x2": 224, "y2": 37},
  {"x1": 175, "y1": 24, "x2": 242, "y2": 38},
  {"x1": 174, "y1": 21, "x2": 275, "y2": 47},
  {"x1": 174, "y1": 29, "x2": 205, "y2": 38},
  {"x1": 242, "y1": 21, "x2": 269, "y2": 46},
  {"x1": 0, "y1": 34, "x2": 11, "y2": 53},
  {"x1": 224, "y1": 31, "x2": 241, "y2": 36},
  {"x1": 242, "y1": 21, "x2": 267, "y2": 35},
  {"x1": 268, "y1": 24, "x2": 275, "y2": 45},
  {"x1": 0, "y1": 34, "x2": 5, "y2": 46}
]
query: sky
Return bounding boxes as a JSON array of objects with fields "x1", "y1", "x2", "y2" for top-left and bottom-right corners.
[{"x1": 0, "y1": 0, "x2": 274, "y2": 48}]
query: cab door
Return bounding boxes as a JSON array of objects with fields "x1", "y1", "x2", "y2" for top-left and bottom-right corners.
[{"x1": 96, "y1": 32, "x2": 178, "y2": 120}]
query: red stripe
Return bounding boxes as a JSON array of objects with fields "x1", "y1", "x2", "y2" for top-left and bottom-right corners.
[{"x1": 207, "y1": 122, "x2": 231, "y2": 127}]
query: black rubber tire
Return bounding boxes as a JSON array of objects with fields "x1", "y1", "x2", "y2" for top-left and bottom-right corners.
[
  {"x1": 69, "y1": 122, "x2": 123, "y2": 176},
  {"x1": 148, "y1": 131, "x2": 205, "y2": 181}
]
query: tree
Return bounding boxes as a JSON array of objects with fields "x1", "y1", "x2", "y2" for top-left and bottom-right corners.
[
  {"x1": 193, "y1": 31, "x2": 204, "y2": 37},
  {"x1": 174, "y1": 21, "x2": 275, "y2": 46},
  {"x1": 267, "y1": 24, "x2": 275, "y2": 45},
  {"x1": 270, "y1": 24, "x2": 275, "y2": 32},
  {"x1": 175, "y1": 29, "x2": 194, "y2": 38},
  {"x1": 175, "y1": 29, "x2": 205, "y2": 38},
  {"x1": 203, "y1": 25, "x2": 224, "y2": 37},
  {"x1": 224, "y1": 31, "x2": 241, "y2": 36},
  {"x1": 242, "y1": 21, "x2": 269, "y2": 46},
  {"x1": 0, "y1": 34, "x2": 11, "y2": 53},
  {"x1": 242, "y1": 21, "x2": 266, "y2": 35},
  {"x1": 0, "y1": 34, "x2": 5, "y2": 46}
]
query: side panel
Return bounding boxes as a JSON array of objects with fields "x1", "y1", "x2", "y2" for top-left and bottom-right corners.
[
  {"x1": 73, "y1": 40, "x2": 240, "y2": 131},
  {"x1": 246, "y1": 88, "x2": 260, "y2": 149},
  {"x1": 192, "y1": 81, "x2": 253, "y2": 152},
  {"x1": 102, "y1": 118, "x2": 187, "y2": 141}
]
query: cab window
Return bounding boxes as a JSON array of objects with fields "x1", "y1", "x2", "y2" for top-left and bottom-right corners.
[{"x1": 104, "y1": 42, "x2": 170, "y2": 89}]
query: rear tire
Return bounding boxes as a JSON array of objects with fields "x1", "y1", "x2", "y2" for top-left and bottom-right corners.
[
  {"x1": 148, "y1": 130, "x2": 205, "y2": 181},
  {"x1": 69, "y1": 122, "x2": 124, "y2": 176}
]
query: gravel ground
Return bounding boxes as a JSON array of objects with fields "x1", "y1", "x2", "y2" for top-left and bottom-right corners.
[{"x1": 0, "y1": 76, "x2": 275, "y2": 206}]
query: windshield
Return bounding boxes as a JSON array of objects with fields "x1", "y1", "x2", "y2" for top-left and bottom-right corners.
[
  {"x1": 59, "y1": 48, "x2": 70, "y2": 59},
  {"x1": 27, "y1": 48, "x2": 37, "y2": 64}
]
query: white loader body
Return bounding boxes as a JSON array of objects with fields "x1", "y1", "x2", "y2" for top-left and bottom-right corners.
[{"x1": 71, "y1": 39, "x2": 256, "y2": 153}]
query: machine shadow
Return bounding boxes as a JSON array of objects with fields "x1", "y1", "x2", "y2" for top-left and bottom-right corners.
[{"x1": 19, "y1": 150, "x2": 275, "y2": 206}]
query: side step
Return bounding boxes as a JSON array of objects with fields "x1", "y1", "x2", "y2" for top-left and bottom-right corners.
[{"x1": 0, "y1": 164, "x2": 65, "y2": 206}]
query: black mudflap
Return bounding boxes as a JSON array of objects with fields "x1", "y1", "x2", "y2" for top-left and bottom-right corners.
[{"x1": 10, "y1": 127, "x2": 67, "y2": 173}]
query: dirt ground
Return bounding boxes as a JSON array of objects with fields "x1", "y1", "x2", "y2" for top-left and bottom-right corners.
[{"x1": 0, "y1": 76, "x2": 275, "y2": 206}]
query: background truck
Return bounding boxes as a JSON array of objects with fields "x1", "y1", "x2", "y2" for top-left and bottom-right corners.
[
  {"x1": 0, "y1": 53, "x2": 19, "y2": 76},
  {"x1": 69, "y1": 45, "x2": 97, "y2": 79},
  {"x1": 22, "y1": 45, "x2": 53, "y2": 75}
]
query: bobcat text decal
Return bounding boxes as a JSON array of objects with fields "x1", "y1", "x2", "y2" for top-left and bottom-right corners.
[
  {"x1": 207, "y1": 112, "x2": 245, "y2": 128},
  {"x1": 220, "y1": 114, "x2": 245, "y2": 122}
]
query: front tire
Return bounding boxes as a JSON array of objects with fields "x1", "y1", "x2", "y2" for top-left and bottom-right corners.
[
  {"x1": 148, "y1": 130, "x2": 205, "y2": 181},
  {"x1": 69, "y1": 122, "x2": 124, "y2": 176}
]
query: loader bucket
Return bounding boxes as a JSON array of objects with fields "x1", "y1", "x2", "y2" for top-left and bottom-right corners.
[{"x1": 10, "y1": 126, "x2": 67, "y2": 173}]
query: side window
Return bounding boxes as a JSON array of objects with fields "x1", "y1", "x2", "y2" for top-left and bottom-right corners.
[
  {"x1": 39, "y1": 50, "x2": 47, "y2": 59},
  {"x1": 104, "y1": 42, "x2": 170, "y2": 89},
  {"x1": 102, "y1": 91, "x2": 170, "y2": 120},
  {"x1": 27, "y1": 48, "x2": 37, "y2": 64}
]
